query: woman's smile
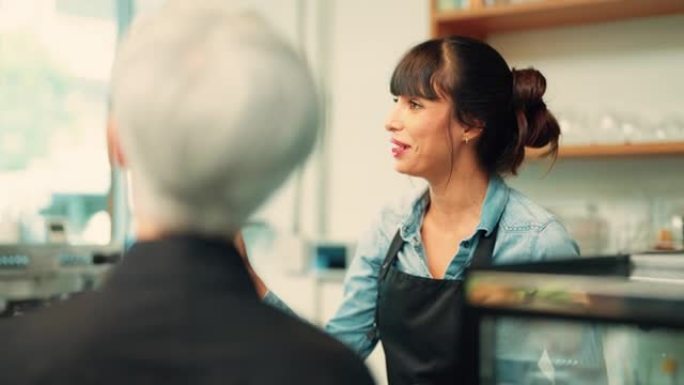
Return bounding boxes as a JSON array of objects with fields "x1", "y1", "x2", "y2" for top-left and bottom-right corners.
[{"x1": 391, "y1": 138, "x2": 411, "y2": 158}]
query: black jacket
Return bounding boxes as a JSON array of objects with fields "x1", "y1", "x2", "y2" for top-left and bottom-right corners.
[{"x1": 0, "y1": 235, "x2": 375, "y2": 385}]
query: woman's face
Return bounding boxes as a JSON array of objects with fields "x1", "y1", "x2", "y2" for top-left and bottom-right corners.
[{"x1": 385, "y1": 95, "x2": 464, "y2": 181}]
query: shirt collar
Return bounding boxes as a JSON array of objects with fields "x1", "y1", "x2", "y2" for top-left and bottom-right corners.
[
  {"x1": 399, "y1": 175, "x2": 510, "y2": 241},
  {"x1": 477, "y1": 174, "x2": 510, "y2": 236},
  {"x1": 399, "y1": 190, "x2": 429, "y2": 245}
]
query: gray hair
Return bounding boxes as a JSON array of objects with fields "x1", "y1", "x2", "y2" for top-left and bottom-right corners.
[{"x1": 110, "y1": 1, "x2": 318, "y2": 236}]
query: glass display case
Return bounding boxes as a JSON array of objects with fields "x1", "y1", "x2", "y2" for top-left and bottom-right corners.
[{"x1": 463, "y1": 253, "x2": 684, "y2": 385}]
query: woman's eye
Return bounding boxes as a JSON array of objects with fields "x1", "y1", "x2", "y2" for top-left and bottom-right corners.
[{"x1": 409, "y1": 100, "x2": 423, "y2": 109}]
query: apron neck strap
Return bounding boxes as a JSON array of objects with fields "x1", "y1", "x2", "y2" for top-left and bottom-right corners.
[
  {"x1": 379, "y1": 230, "x2": 404, "y2": 282},
  {"x1": 470, "y1": 227, "x2": 497, "y2": 269}
]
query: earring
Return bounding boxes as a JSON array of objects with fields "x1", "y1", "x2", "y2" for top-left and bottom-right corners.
[{"x1": 464, "y1": 135, "x2": 470, "y2": 144}]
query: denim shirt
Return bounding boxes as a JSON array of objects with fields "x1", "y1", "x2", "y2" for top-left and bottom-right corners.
[{"x1": 266, "y1": 175, "x2": 580, "y2": 360}]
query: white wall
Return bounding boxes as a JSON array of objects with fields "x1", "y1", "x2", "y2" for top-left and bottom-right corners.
[{"x1": 327, "y1": 0, "x2": 430, "y2": 241}]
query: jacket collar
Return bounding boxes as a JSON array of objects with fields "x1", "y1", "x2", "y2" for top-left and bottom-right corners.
[{"x1": 107, "y1": 234, "x2": 258, "y2": 298}]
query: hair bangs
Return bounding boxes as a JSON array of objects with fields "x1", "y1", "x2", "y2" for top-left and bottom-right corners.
[{"x1": 390, "y1": 40, "x2": 449, "y2": 100}]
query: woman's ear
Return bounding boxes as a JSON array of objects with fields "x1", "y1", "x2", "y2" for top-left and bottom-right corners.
[
  {"x1": 107, "y1": 118, "x2": 127, "y2": 168},
  {"x1": 462, "y1": 118, "x2": 485, "y2": 144},
  {"x1": 455, "y1": 112, "x2": 485, "y2": 138},
  {"x1": 465, "y1": 126, "x2": 484, "y2": 141}
]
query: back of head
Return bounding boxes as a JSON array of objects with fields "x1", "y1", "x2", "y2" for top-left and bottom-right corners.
[{"x1": 110, "y1": 1, "x2": 318, "y2": 236}]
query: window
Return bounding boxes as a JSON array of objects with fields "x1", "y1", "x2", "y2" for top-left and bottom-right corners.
[{"x1": 0, "y1": 0, "x2": 119, "y2": 245}]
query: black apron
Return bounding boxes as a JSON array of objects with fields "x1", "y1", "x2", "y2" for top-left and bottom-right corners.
[{"x1": 376, "y1": 227, "x2": 497, "y2": 385}]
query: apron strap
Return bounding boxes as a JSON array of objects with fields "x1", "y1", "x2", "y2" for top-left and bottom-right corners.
[
  {"x1": 373, "y1": 229, "x2": 405, "y2": 341},
  {"x1": 379, "y1": 230, "x2": 404, "y2": 282},
  {"x1": 470, "y1": 227, "x2": 497, "y2": 268}
]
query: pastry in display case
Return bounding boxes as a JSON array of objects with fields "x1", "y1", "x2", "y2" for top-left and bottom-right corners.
[{"x1": 463, "y1": 253, "x2": 684, "y2": 385}]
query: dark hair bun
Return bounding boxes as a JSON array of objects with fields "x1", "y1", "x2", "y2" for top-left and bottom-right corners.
[{"x1": 512, "y1": 68, "x2": 560, "y2": 150}]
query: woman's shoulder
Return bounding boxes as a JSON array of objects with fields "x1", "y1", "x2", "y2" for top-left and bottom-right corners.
[
  {"x1": 499, "y1": 188, "x2": 558, "y2": 232},
  {"x1": 497, "y1": 187, "x2": 579, "y2": 259}
]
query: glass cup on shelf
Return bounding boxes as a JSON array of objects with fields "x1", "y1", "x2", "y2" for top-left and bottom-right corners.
[
  {"x1": 437, "y1": 0, "x2": 470, "y2": 11},
  {"x1": 482, "y1": 0, "x2": 510, "y2": 6},
  {"x1": 638, "y1": 114, "x2": 684, "y2": 144},
  {"x1": 556, "y1": 110, "x2": 589, "y2": 146},
  {"x1": 661, "y1": 115, "x2": 684, "y2": 142},
  {"x1": 638, "y1": 115, "x2": 667, "y2": 143},
  {"x1": 592, "y1": 113, "x2": 622, "y2": 145},
  {"x1": 617, "y1": 114, "x2": 646, "y2": 144}
]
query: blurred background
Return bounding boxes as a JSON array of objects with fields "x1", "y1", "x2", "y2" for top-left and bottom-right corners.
[{"x1": 1, "y1": 0, "x2": 683, "y2": 384}]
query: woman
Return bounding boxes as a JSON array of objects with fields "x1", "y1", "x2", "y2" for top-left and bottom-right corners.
[{"x1": 244, "y1": 36, "x2": 581, "y2": 384}]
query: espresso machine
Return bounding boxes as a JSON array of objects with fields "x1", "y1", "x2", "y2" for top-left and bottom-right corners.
[{"x1": 0, "y1": 243, "x2": 121, "y2": 317}]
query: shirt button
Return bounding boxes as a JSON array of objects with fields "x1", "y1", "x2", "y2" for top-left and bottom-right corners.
[{"x1": 462, "y1": 241, "x2": 470, "y2": 248}]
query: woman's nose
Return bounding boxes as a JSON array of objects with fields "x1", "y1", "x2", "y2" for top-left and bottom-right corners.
[
  {"x1": 385, "y1": 119, "x2": 401, "y2": 132},
  {"x1": 385, "y1": 110, "x2": 403, "y2": 132}
]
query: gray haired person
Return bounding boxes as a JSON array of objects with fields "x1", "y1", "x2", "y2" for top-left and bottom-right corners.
[{"x1": 0, "y1": 2, "x2": 375, "y2": 384}]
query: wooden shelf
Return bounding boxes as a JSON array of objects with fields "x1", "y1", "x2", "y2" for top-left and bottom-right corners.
[
  {"x1": 527, "y1": 142, "x2": 684, "y2": 159},
  {"x1": 431, "y1": 0, "x2": 684, "y2": 160},
  {"x1": 432, "y1": 0, "x2": 684, "y2": 38}
]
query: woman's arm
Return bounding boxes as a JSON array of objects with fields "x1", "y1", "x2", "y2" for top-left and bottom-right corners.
[
  {"x1": 234, "y1": 223, "x2": 389, "y2": 359},
  {"x1": 323, "y1": 238, "x2": 384, "y2": 359}
]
